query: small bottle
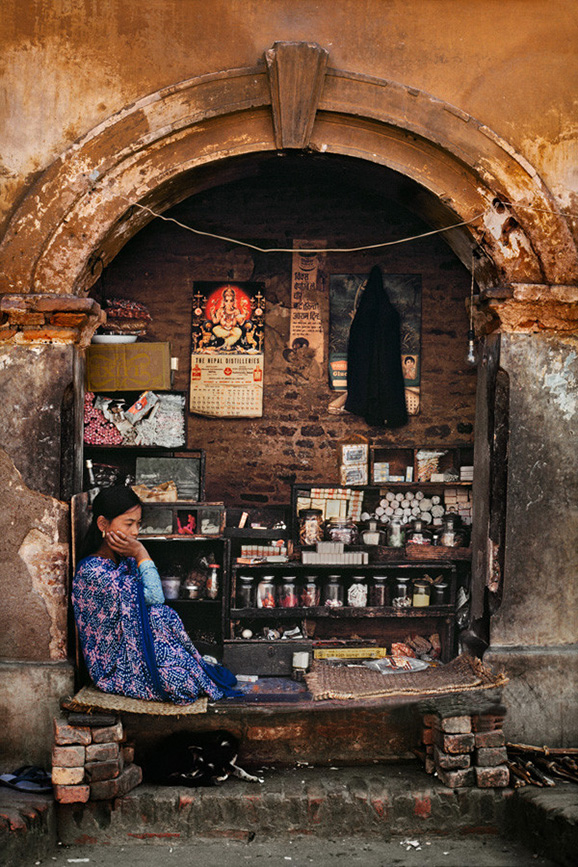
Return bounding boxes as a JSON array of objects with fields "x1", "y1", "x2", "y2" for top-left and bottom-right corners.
[
  {"x1": 440, "y1": 517, "x2": 457, "y2": 547},
  {"x1": 257, "y1": 576, "x2": 276, "y2": 608},
  {"x1": 347, "y1": 575, "x2": 368, "y2": 607},
  {"x1": 431, "y1": 581, "x2": 449, "y2": 606},
  {"x1": 412, "y1": 579, "x2": 431, "y2": 607},
  {"x1": 324, "y1": 574, "x2": 344, "y2": 608},
  {"x1": 370, "y1": 575, "x2": 389, "y2": 607},
  {"x1": 392, "y1": 576, "x2": 411, "y2": 608},
  {"x1": 237, "y1": 575, "x2": 255, "y2": 608},
  {"x1": 279, "y1": 575, "x2": 298, "y2": 608},
  {"x1": 206, "y1": 564, "x2": 219, "y2": 599},
  {"x1": 301, "y1": 575, "x2": 320, "y2": 607},
  {"x1": 406, "y1": 519, "x2": 432, "y2": 546},
  {"x1": 299, "y1": 509, "x2": 324, "y2": 546}
]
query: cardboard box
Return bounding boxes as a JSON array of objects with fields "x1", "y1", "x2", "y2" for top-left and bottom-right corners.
[{"x1": 86, "y1": 342, "x2": 171, "y2": 391}]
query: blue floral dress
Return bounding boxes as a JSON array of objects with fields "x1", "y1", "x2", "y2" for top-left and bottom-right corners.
[{"x1": 72, "y1": 555, "x2": 224, "y2": 704}]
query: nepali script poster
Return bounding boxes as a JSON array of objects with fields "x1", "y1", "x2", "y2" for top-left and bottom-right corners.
[
  {"x1": 190, "y1": 282, "x2": 265, "y2": 418},
  {"x1": 289, "y1": 241, "x2": 327, "y2": 364}
]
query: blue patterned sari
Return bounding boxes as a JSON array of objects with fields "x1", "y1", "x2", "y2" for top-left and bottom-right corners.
[{"x1": 72, "y1": 555, "x2": 225, "y2": 704}]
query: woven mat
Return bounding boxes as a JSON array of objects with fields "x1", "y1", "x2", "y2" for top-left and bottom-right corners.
[
  {"x1": 63, "y1": 686, "x2": 208, "y2": 716},
  {"x1": 305, "y1": 654, "x2": 507, "y2": 702}
]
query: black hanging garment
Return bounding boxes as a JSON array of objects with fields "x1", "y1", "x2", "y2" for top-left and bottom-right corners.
[{"x1": 344, "y1": 266, "x2": 408, "y2": 428}]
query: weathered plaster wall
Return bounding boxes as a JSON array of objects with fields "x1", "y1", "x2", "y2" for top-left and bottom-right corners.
[
  {"x1": 91, "y1": 158, "x2": 476, "y2": 504},
  {"x1": 485, "y1": 333, "x2": 578, "y2": 746},
  {"x1": 1, "y1": 0, "x2": 577, "y2": 236}
]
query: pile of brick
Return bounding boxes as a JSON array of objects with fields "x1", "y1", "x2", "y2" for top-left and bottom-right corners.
[
  {"x1": 52, "y1": 713, "x2": 142, "y2": 804},
  {"x1": 420, "y1": 705, "x2": 509, "y2": 788}
]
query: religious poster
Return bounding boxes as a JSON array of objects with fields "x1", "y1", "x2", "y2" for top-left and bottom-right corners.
[
  {"x1": 289, "y1": 241, "x2": 327, "y2": 363},
  {"x1": 190, "y1": 282, "x2": 265, "y2": 418},
  {"x1": 329, "y1": 273, "x2": 422, "y2": 415}
]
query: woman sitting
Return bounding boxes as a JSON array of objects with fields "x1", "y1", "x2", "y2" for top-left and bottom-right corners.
[{"x1": 72, "y1": 485, "x2": 232, "y2": 704}]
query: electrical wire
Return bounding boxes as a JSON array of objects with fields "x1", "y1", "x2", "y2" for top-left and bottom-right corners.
[{"x1": 131, "y1": 202, "x2": 488, "y2": 254}]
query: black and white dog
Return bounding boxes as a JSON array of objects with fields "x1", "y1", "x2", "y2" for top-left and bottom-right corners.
[{"x1": 144, "y1": 730, "x2": 263, "y2": 787}]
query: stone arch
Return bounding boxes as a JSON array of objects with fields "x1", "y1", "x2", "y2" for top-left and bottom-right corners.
[{"x1": 1, "y1": 41, "x2": 576, "y2": 298}]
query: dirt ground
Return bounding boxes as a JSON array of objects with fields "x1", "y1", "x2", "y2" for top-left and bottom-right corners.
[{"x1": 21, "y1": 834, "x2": 556, "y2": 867}]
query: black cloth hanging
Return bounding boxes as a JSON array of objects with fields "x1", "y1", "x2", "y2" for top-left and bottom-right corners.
[{"x1": 344, "y1": 266, "x2": 408, "y2": 428}]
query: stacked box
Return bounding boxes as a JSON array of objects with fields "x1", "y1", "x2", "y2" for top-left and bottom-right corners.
[
  {"x1": 472, "y1": 706, "x2": 509, "y2": 787},
  {"x1": 432, "y1": 715, "x2": 475, "y2": 788},
  {"x1": 52, "y1": 715, "x2": 142, "y2": 804}
]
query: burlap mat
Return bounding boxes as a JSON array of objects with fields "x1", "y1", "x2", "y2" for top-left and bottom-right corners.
[
  {"x1": 305, "y1": 654, "x2": 507, "y2": 701},
  {"x1": 63, "y1": 686, "x2": 208, "y2": 716}
]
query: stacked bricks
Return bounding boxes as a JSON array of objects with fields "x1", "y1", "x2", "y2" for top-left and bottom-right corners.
[
  {"x1": 0, "y1": 295, "x2": 103, "y2": 346},
  {"x1": 472, "y1": 705, "x2": 509, "y2": 788},
  {"x1": 52, "y1": 714, "x2": 142, "y2": 804},
  {"x1": 420, "y1": 707, "x2": 510, "y2": 789}
]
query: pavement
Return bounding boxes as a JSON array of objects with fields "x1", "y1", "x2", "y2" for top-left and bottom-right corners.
[{"x1": 13, "y1": 834, "x2": 558, "y2": 867}]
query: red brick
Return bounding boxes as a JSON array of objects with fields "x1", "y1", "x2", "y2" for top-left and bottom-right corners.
[
  {"x1": 0, "y1": 296, "x2": 27, "y2": 312},
  {"x1": 436, "y1": 767, "x2": 475, "y2": 788},
  {"x1": 475, "y1": 765, "x2": 510, "y2": 788},
  {"x1": 84, "y1": 760, "x2": 121, "y2": 782},
  {"x1": 121, "y1": 744, "x2": 135, "y2": 764},
  {"x1": 475, "y1": 747, "x2": 508, "y2": 767},
  {"x1": 434, "y1": 745, "x2": 471, "y2": 770},
  {"x1": 34, "y1": 295, "x2": 99, "y2": 312},
  {"x1": 9, "y1": 312, "x2": 45, "y2": 325},
  {"x1": 422, "y1": 727, "x2": 434, "y2": 745},
  {"x1": 91, "y1": 721, "x2": 123, "y2": 743},
  {"x1": 90, "y1": 763, "x2": 142, "y2": 801},
  {"x1": 52, "y1": 766, "x2": 85, "y2": 786},
  {"x1": 53, "y1": 784, "x2": 90, "y2": 804},
  {"x1": 471, "y1": 708, "x2": 507, "y2": 732},
  {"x1": 436, "y1": 715, "x2": 471, "y2": 734},
  {"x1": 52, "y1": 745, "x2": 85, "y2": 767},
  {"x1": 54, "y1": 718, "x2": 92, "y2": 746},
  {"x1": 86, "y1": 742, "x2": 119, "y2": 762},
  {"x1": 49, "y1": 312, "x2": 87, "y2": 326},
  {"x1": 434, "y1": 730, "x2": 475, "y2": 754},
  {"x1": 0, "y1": 328, "x2": 18, "y2": 341},
  {"x1": 474, "y1": 730, "x2": 506, "y2": 748},
  {"x1": 422, "y1": 714, "x2": 438, "y2": 728},
  {"x1": 17, "y1": 326, "x2": 79, "y2": 341}
]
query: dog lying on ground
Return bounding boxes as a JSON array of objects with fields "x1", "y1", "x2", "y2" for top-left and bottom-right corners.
[{"x1": 144, "y1": 730, "x2": 264, "y2": 787}]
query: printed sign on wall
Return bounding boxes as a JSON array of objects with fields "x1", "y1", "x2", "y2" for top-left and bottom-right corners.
[{"x1": 289, "y1": 241, "x2": 327, "y2": 363}]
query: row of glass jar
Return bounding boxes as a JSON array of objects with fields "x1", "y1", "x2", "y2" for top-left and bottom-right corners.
[
  {"x1": 299, "y1": 511, "x2": 463, "y2": 547},
  {"x1": 237, "y1": 573, "x2": 449, "y2": 609}
]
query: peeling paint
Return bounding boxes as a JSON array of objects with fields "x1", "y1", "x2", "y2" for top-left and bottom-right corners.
[
  {"x1": 542, "y1": 350, "x2": 578, "y2": 421},
  {"x1": 19, "y1": 527, "x2": 69, "y2": 661}
]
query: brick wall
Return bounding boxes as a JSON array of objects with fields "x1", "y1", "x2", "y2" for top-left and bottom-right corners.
[{"x1": 92, "y1": 157, "x2": 476, "y2": 504}]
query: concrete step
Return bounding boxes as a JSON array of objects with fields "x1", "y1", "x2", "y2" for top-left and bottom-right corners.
[
  {"x1": 57, "y1": 762, "x2": 512, "y2": 845},
  {"x1": 506, "y1": 785, "x2": 578, "y2": 867},
  {"x1": 0, "y1": 788, "x2": 56, "y2": 867}
]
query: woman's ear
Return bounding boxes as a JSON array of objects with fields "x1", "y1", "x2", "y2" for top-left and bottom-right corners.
[{"x1": 96, "y1": 516, "x2": 108, "y2": 536}]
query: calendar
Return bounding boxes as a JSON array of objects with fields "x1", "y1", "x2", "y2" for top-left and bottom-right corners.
[{"x1": 190, "y1": 353, "x2": 264, "y2": 417}]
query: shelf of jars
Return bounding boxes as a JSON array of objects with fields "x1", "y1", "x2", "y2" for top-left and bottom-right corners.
[{"x1": 230, "y1": 605, "x2": 455, "y2": 619}]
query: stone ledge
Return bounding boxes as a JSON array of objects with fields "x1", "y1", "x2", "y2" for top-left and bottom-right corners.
[{"x1": 0, "y1": 294, "x2": 104, "y2": 346}]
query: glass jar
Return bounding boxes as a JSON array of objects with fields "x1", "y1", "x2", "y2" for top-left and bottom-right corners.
[
  {"x1": 347, "y1": 575, "x2": 368, "y2": 607},
  {"x1": 406, "y1": 519, "x2": 432, "y2": 546},
  {"x1": 387, "y1": 519, "x2": 405, "y2": 548},
  {"x1": 324, "y1": 574, "x2": 344, "y2": 608},
  {"x1": 440, "y1": 517, "x2": 459, "y2": 547},
  {"x1": 370, "y1": 575, "x2": 389, "y2": 607},
  {"x1": 237, "y1": 574, "x2": 255, "y2": 608},
  {"x1": 298, "y1": 509, "x2": 324, "y2": 546},
  {"x1": 301, "y1": 575, "x2": 320, "y2": 608},
  {"x1": 412, "y1": 579, "x2": 431, "y2": 607},
  {"x1": 392, "y1": 575, "x2": 411, "y2": 608},
  {"x1": 184, "y1": 581, "x2": 201, "y2": 600},
  {"x1": 279, "y1": 575, "x2": 299, "y2": 608},
  {"x1": 206, "y1": 564, "x2": 219, "y2": 599},
  {"x1": 256, "y1": 576, "x2": 276, "y2": 608},
  {"x1": 323, "y1": 516, "x2": 359, "y2": 545},
  {"x1": 431, "y1": 581, "x2": 449, "y2": 606},
  {"x1": 360, "y1": 520, "x2": 385, "y2": 546}
]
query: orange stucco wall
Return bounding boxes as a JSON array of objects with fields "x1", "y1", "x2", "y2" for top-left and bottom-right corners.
[{"x1": 1, "y1": 0, "x2": 578, "y2": 239}]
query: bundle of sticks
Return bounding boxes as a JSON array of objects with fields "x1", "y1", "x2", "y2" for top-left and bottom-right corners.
[{"x1": 507, "y1": 743, "x2": 578, "y2": 788}]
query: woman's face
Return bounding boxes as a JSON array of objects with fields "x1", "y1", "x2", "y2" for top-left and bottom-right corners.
[{"x1": 100, "y1": 505, "x2": 142, "y2": 539}]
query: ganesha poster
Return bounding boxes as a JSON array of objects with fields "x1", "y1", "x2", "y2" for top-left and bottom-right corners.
[{"x1": 190, "y1": 282, "x2": 265, "y2": 418}]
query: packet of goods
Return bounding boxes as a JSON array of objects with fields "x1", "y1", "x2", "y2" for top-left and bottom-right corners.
[
  {"x1": 125, "y1": 391, "x2": 159, "y2": 425},
  {"x1": 132, "y1": 481, "x2": 178, "y2": 502}
]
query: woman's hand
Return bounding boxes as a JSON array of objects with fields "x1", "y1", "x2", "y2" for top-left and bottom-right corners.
[{"x1": 105, "y1": 530, "x2": 149, "y2": 562}]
